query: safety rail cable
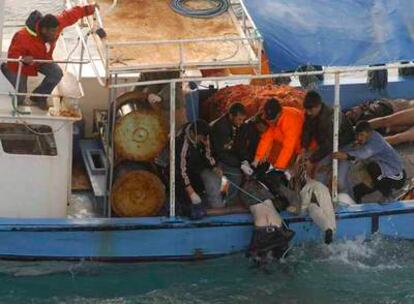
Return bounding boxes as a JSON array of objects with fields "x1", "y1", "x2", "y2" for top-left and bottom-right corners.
[
  {"x1": 112, "y1": 62, "x2": 414, "y2": 88},
  {"x1": 129, "y1": 61, "x2": 414, "y2": 217}
]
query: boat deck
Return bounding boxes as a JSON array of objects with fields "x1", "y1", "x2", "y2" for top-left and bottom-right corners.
[{"x1": 89, "y1": 0, "x2": 261, "y2": 73}]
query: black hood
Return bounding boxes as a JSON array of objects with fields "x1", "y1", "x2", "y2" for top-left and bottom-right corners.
[{"x1": 25, "y1": 10, "x2": 43, "y2": 33}]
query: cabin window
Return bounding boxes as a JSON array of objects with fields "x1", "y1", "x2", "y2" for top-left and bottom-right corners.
[{"x1": 0, "y1": 123, "x2": 57, "y2": 156}]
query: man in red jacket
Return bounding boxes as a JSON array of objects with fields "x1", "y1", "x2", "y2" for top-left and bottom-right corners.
[{"x1": 0, "y1": 4, "x2": 98, "y2": 109}]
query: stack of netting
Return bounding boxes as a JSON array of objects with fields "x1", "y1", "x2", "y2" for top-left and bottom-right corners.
[{"x1": 202, "y1": 84, "x2": 305, "y2": 121}]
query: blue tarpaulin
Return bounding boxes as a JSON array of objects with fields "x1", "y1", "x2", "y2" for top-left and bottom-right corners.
[{"x1": 243, "y1": 0, "x2": 414, "y2": 71}]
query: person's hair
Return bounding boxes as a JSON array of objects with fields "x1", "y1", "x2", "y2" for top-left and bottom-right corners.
[
  {"x1": 263, "y1": 98, "x2": 282, "y2": 120},
  {"x1": 303, "y1": 90, "x2": 322, "y2": 109},
  {"x1": 355, "y1": 120, "x2": 372, "y2": 133},
  {"x1": 39, "y1": 14, "x2": 59, "y2": 29},
  {"x1": 190, "y1": 119, "x2": 210, "y2": 136},
  {"x1": 228, "y1": 102, "x2": 246, "y2": 116}
]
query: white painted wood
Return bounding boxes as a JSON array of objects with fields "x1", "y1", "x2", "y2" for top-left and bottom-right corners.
[{"x1": 0, "y1": 116, "x2": 74, "y2": 218}]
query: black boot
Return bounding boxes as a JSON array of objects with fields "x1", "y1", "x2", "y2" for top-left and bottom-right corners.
[
  {"x1": 247, "y1": 227, "x2": 291, "y2": 260},
  {"x1": 324, "y1": 229, "x2": 333, "y2": 245},
  {"x1": 353, "y1": 183, "x2": 375, "y2": 204}
]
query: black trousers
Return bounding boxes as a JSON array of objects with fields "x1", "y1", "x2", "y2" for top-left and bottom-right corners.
[{"x1": 353, "y1": 161, "x2": 406, "y2": 203}]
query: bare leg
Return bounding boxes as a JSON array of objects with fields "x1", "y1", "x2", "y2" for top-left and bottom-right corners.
[
  {"x1": 249, "y1": 199, "x2": 282, "y2": 227},
  {"x1": 385, "y1": 126, "x2": 414, "y2": 145},
  {"x1": 369, "y1": 108, "x2": 414, "y2": 129}
]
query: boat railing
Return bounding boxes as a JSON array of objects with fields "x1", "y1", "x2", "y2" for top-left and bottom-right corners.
[{"x1": 101, "y1": 62, "x2": 414, "y2": 218}]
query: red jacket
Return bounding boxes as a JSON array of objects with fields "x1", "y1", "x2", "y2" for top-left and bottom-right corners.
[{"x1": 6, "y1": 5, "x2": 95, "y2": 76}]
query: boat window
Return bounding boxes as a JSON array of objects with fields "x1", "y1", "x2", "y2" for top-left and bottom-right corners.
[{"x1": 0, "y1": 123, "x2": 57, "y2": 156}]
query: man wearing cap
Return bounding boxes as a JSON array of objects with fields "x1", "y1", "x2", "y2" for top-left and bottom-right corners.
[{"x1": 175, "y1": 120, "x2": 223, "y2": 220}]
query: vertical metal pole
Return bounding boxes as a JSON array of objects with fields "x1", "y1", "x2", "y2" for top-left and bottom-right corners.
[
  {"x1": 332, "y1": 72, "x2": 341, "y2": 202},
  {"x1": 0, "y1": 0, "x2": 4, "y2": 54},
  {"x1": 169, "y1": 81, "x2": 176, "y2": 218},
  {"x1": 107, "y1": 73, "x2": 118, "y2": 218},
  {"x1": 78, "y1": 36, "x2": 85, "y2": 81},
  {"x1": 103, "y1": 76, "x2": 113, "y2": 217},
  {"x1": 13, "y1": 58, "x2": 23, "y2": 112},
  {"x1": 178, "y1": 42, "x2": 184, "y2": 72}
]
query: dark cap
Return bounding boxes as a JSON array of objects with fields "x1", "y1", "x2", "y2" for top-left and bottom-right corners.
[
  {"x1": 303, "y1": 90, "x2": 322, "y2": 109},
  {"x1": 263, "y1": 98, "x2": 282, "y2": 120}
]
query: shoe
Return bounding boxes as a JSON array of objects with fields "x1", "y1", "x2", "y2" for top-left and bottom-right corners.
[
  {"x1": 324, "y1": 229, "x2": 333, "y2": 244},
  {"x1": 30, "y1": 96, "x2": 49, "y2": 111}
]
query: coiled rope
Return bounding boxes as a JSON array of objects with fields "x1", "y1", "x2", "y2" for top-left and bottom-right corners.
[{"x1": 170, "y1": 0, "x2": 229, "y2": 18}]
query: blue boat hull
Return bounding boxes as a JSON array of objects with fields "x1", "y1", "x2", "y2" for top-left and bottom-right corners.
[{"x1": 0, "y1": 201, "x2": 413, "y2": 261}]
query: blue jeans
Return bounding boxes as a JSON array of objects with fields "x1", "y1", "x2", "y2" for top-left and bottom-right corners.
[
  {"x1": 200, "y1": 169, "x2": 224, "y2": 208},
  {"x1": 1, "y1": 63, "x2": 63, "y2": 104}
]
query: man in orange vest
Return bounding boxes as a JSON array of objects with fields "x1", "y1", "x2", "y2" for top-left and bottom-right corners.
[{"x1": 252, "y1": 98, "x2": 304, "y2": 173}]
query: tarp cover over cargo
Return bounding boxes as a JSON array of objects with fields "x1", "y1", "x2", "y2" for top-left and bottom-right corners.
[{"x1": 243, "y1": 0, "x2": 414, "y2": 71}]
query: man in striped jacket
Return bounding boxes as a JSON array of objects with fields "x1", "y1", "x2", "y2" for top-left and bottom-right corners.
[{"x1": 175, "y1": 120, "x2": 223, "y2": 219}]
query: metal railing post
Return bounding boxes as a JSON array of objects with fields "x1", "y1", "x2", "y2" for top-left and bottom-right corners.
[
  {"x1": 12, "y1": 57, "x2": 24, "y2": 114},
  {"x1": 169, "y1": 81, "x2": 176, "y2": 218},
  {"x1": 332, "y1": 72, "x2": 341, "y2": 203}
]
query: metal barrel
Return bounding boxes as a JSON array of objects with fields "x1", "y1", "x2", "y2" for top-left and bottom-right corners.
[
  {"x1": 111, "y1": 161, "x2": 166, "y2": 217},
  {"x1": 113, "y1": 91, "x2": 168, "y2": 162}
]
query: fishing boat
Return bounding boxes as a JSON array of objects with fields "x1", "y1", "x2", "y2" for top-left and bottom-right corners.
[{"x1": 0, "y1": 0, "x2": 413, "y2": 261}]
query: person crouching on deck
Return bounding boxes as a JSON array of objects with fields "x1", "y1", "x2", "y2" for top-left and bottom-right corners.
[
  {"x1": 333, "y1": 121, "x2": 406, "y2": 204},
  {"x1": 176, "y1": 120, "x2": 223, "y2": 220},
  {"x1": 210, "y1": 102, "x2": 247, "y2": 205},
  {"x1": 301, "y1": 90, "x2": 354, "y2": 186},
  {"x1": 0, "y1": 4, "x2": 99, "y2": 109},
  {"x1": 252, "y1": 98, "x2": 304, "y2": 176}
]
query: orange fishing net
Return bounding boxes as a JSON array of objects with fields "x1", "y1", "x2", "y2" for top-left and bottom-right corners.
[{"x1": 202, "y1": 84, "x2": 305, "y2": 121}]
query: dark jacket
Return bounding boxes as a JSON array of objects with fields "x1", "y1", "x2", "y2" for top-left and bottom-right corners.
[
  {"x1": 210, "y1": 114, "x2": 242, "y2": 167},
  {"x1": 238, "y1": 120, "x2": 261, "y2": 163},
  {"x1": 175, "y1": 123, "x2": 216, "y2": 188},
  {"x1": 7, "y1": 5, "x2": 94, "y2": 76},
  {"x1": 302, "y1": 104, "x2": 354, "y2": 163}
]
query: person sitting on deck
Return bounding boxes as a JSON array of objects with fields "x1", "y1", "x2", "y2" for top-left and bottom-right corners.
[
  {"x1": 252, "y1": 98, "x2": 304, "y2": 175},
  {"x1": 0, "y1": 4, "x2": 100, "y2": 110},
  {"x1": 301, "y1": 90, "x2": 354, "y2": 186},
  {"x1": 333, "y1": 121, "x2": 407, "y2": 204},
  {"x1": 175, "y1": 120, "x2": 223, "y2": 220},
  {"x1": 210, "y1": 102, "x2": 247, "y2": 205}
]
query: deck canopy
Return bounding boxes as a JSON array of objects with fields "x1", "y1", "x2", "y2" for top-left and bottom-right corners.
[{"x1": 244, "y1": 0, "x2": 414, "y2": 71}]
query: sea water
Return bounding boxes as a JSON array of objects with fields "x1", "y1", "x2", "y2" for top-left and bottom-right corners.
[{"x1": 0, "y1": 235, "x2": 413, "y2": 304}]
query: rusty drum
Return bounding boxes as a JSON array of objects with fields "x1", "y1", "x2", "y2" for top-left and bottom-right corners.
[
  {"x1": 111, "y1": 161, "x2": 166, "y2": 217},
  {"x1": 114, "y1": 91, "x2": 168, "y2": 162}
]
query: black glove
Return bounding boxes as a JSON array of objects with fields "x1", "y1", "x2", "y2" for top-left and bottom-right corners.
[{"x1": 95, "y1": 28, "x2": 107, "y2": 39}]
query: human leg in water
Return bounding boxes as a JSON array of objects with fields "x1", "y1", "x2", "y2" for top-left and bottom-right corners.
[{"x1": 247, "y1": 199, "x2": 295, "y2": 262}]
